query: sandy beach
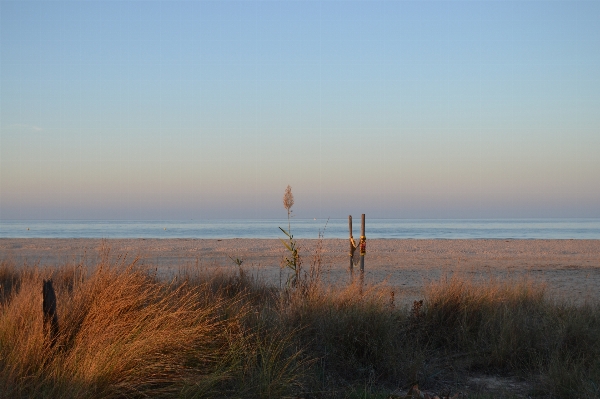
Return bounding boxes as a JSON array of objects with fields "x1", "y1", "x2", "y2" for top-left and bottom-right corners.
[{"x1": 1, "y1": 238, "x2": 599, "y2": 303}]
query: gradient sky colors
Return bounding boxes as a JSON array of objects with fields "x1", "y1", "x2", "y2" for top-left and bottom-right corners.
[{"x1": 1, "y1": 1, "x2": 599, "y2": 220}]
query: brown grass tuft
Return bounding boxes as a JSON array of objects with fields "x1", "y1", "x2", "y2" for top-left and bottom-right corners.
[{"x1": 0, "y1": 257, "x2": 306, "y2": 398}]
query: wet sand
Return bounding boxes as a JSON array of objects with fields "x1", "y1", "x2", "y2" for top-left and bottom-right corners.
[{"x1": 1, "y1": 238, "x2": 599, "y2": 303}]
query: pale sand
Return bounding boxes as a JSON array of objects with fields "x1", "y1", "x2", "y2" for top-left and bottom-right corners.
[{"x1": 1, "y1": 238, "x2": 599, "y2": 304}]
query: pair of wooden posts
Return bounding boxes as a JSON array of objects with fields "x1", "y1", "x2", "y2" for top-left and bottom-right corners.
[{"x1": 348, "y1": 214, "x2": 366, "y2": 282}]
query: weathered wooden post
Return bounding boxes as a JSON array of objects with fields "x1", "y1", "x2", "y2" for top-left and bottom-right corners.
[
  {"x1": 349, "y1": 215, "x2": 357, "y2": 278},
  {"x1": 359, "y1": 214, "x2": 366, "y2": 286},
  {"x1": 43, "y1": 279, "x2": 59, "y2": 347}
]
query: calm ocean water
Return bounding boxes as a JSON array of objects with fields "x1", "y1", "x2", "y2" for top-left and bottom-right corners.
[{"x1": 1, "y1": 219, "x2": 599, "y2": 239}]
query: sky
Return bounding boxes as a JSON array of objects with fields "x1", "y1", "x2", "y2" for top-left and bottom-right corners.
[{"x1": 1, "y1": 1, "x2": 599, "y2": 220}]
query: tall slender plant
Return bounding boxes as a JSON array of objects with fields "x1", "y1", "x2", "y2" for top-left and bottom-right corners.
[{"x1": 279, "y1": 185, "x2": 301, "y2": 287}]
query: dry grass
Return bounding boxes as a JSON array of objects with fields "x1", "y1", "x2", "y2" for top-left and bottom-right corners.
[
  {"x1": 421, "y1": 276, "x2": 600, "y2": 398},
  {"x1": 0, "y1": 253, "x2": 306, "y2": 398},
  {"x1": 1, "y1": 252, "x2": 599, "y2": 398}
]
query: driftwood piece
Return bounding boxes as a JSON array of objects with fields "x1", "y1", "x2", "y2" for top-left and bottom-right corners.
[{"x1": 42, "y1": 279, "x2": 59, "y2": 346}]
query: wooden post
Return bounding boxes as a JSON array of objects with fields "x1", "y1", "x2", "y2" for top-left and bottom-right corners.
[
  {"x1": 349, "y1": 215, "x2": 354, "y2": 277},
  {"x1": 360, "y1": 214, "x2": 366, "y2": 285},
  {"x1": 43, "y1": 279, "x2": 59, "y2": 347}
]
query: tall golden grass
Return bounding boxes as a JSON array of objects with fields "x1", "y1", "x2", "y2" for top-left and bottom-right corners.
[
  {"x1": 1, "y1": 250, "x2": 599, "y2": 398},
  {"x1": 0, "y1": 252, "x2": 306, "y2": 398}
]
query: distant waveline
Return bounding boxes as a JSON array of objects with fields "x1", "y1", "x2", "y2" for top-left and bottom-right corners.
[{"x1": 1, "y1": 219, "x2": 600, "y2": 239}]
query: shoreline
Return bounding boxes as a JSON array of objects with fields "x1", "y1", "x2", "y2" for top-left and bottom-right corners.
[{"x1": 2, "y1": 238, "x2": 600, "y2": 303}]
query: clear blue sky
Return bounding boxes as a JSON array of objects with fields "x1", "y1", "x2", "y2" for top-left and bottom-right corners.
[{"x1": 1, "y1": 1, "x2": 599, "y2": 220}]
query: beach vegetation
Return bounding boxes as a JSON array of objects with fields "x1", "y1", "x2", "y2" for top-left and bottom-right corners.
[
  {"x1": 279, "y1": 185, "x2": 302, "y2": 288},
  {"x1": 0, "y1": 254, "x2": 599, "y2": 398}
]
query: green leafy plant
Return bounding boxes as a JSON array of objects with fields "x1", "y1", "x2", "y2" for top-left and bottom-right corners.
[{"x1": 228, "y1": 255, "x2": 244, "y2": 268}]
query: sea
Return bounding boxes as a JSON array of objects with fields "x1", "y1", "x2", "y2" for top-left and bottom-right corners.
[{"x1": 1, "y1": 219, "x2": 600, "y2": 239}]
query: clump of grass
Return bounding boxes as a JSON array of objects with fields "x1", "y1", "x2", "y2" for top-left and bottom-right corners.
[
  {"x1": 422, "y1": 275, "x2": 600, "y2": 397},
  {"x1": 273, "y1": 272, "x2": 600, "y2": 398},
  {"x1": 280, "y1": 280, "x2": 413, "y2": 385},
  {"x1": 424, "y1": 275, "x2": 550, "y2": 363},
  {"x1": 0, "y1": 257, "x2": 307, "y2": 398},
  {"x1": 1, "y1": 264, "x2": 224, "y2": 397}
]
